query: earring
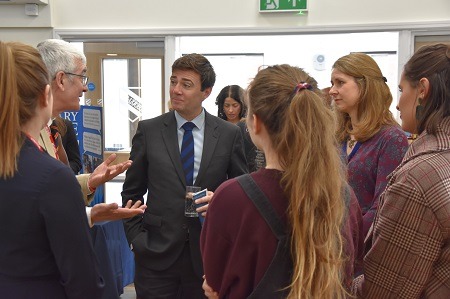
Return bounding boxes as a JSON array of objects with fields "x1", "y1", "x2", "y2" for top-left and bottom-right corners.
[{"x1": 415, "y1": 97, "x2": 424, "y2": 120}]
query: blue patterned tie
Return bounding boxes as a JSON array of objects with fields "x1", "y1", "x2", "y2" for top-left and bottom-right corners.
[{"x1": 181, "y1": 122, "x2": 196, "y2": 186}]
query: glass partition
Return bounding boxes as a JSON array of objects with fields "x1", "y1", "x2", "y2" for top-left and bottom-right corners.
[{"x1": 103, "y1": 58, "x2": 162, "y2": 151}]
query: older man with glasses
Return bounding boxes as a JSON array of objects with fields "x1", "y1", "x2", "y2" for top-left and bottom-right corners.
[
  {"x1": 37, "y1": 39, "x2": 146, "y2": 225},
  {"x1": 64, "y1": 72, "x2": 89, "y2": 86}
]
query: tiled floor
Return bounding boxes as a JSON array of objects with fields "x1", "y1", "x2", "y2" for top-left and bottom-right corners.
[{"x1": 120, "y1": 284, "x2": 136, "y2": 299}]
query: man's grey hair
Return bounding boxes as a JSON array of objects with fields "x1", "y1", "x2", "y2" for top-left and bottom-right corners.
[{"x1": 37, "y1": 39, "x2": 87, "y2": 79}]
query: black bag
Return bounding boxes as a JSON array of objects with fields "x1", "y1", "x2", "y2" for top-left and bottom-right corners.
[{"x1": 237, "y1": 174, "x2": 292, "y2": 299}]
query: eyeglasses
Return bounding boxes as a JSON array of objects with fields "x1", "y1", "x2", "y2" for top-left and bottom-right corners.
[{"x1": 65, "y1": 72, "x2": 89, "y2": 86}]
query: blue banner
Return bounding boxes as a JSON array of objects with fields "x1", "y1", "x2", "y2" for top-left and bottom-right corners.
[{"x1": 61, "y1": 105, "x2": 104, "y2": 206}]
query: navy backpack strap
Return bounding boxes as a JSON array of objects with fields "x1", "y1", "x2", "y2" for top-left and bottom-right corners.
[{"x1": 237, "y1": 174, "x2": 285, "y2": 239}]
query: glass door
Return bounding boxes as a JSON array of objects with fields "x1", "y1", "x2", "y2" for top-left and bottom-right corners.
[{"x1": 103, "y1": 57, "x2": 163, "y2": 151}]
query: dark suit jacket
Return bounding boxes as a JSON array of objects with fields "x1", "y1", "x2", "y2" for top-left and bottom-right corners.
[
  {"x1": 61, "y1": 118, "x2": 82, "y2": 175},
  {"x1": 0, "y1": 138, "x2": 104, "y2": 299},
  {"x1": 122, "y1": 110, "x2": 247, "y2": 277}
]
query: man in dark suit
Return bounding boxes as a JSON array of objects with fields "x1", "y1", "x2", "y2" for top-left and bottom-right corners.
[{"x1": 122, "y1": 53, "x2": 248, "y2": 298}]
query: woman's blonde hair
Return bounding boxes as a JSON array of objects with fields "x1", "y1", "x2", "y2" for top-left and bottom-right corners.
[
  {"x1": 0, "y1": 42, "x2": 49, "y2": 178},
  {"x1": 333, "y1": 53, "x2": 398, "y2": 143},
  {"x1": 248, "y1": 64, "x2": 348, "y2": 298}
]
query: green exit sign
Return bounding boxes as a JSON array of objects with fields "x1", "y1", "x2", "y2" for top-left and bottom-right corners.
[{"x1": 260, "y1": 0, "x2": 308, "y2": 12}]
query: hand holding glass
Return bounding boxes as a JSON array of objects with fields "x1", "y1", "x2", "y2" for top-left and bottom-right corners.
[{"x1": 185, "y1": 186, "x2": 202, "y2": 217}]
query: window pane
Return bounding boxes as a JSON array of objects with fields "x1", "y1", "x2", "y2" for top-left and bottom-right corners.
[{"x1": 103, "y1": 58, "x2": 162, "y2": 151}]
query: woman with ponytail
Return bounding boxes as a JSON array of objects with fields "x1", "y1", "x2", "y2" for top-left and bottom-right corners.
[
  {"x1": 201, "y1": 64, "x2": 361, "y2": 298},
  {"x1": 0, "y1": 41, "x2": 104, "y2": 299}
]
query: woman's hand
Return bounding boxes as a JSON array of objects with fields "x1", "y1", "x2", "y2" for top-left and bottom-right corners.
[{"x1": 202, "y1": 276, "x2": 219, "y2": 299}]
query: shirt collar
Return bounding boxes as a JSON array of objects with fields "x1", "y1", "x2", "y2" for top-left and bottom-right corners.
[{"x1": 174, "y1": 109, "x2": 205, "y2": 130}]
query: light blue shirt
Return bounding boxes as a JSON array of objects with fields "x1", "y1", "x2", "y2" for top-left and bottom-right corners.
[{"x1": 174, "y1": 109, "x2": 205, "y2": 184}]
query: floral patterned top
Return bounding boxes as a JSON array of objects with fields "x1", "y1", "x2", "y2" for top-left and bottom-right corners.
[{"x1": 344, "y1": 125, "x2": 409, "y2": 239}]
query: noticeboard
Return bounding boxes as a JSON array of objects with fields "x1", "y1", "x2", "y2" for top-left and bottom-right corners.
[{"x1": 61, "y1": 105, "x2": 105, "y2": 206}]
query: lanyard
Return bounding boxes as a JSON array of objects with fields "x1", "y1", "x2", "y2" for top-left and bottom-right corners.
[{"x1": 24, "y1": 132, "x2": 44, "y2": 152}]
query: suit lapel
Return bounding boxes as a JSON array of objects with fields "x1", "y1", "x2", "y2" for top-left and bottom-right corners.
[
  {"x1": 39, "y1": 128, "x2": 56, "y2": 159},
  {"x1": 195, "y1": 112, "x2": 219, "y2": 185},
  {"x1": 161, "y1": 112, "x2": 186, "y2": 185}
]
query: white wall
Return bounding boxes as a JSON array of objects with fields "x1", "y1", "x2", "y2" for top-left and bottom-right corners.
[
  {"x1": 1, "y1": 0, "x2": 449, "y2": 32},
  {"x1": 0, "y1": 28, "x2": 53, "y2": 46},
  {"x1": 0, "y1": 0, "x2": 448, "y2": 45},
  {"x1": 180, "y1": 33, "x2": 399, "y2": 87},
  {"x1": 179, "y1": 33, "x2": 401, "y2": 118},
  {"x1": 0, "y1": 3, "x2": 51, "y2": 28},
  {"x1": 50, "y1": 0, "x2": 449, "y2": 29},
  {"x1": 0, "y1": 3, "x2": 52, "y2": 45}
]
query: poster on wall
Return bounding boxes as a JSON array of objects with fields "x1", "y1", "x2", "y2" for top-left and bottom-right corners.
[{"x1": 61, "y1": 105, "x2": 104, "y2": 206}]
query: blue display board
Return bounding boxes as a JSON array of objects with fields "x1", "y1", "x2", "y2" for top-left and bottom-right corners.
[{"x1": 61, "y1": 105, "x2": 104, "y2": 206}]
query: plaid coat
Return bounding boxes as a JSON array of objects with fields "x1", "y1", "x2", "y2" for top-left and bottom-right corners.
[{"x1": 354, "y1": 117, "x2": 450, "y2": 298}]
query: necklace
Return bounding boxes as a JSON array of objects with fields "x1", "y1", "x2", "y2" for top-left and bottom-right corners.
[{"x1": 348, "y1": 138, "x2": 357, "y2": 149}]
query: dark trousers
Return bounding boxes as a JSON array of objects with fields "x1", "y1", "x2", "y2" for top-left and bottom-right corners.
[{"x1": 134, "y1": 243, "x2": 205, "y2": 299}]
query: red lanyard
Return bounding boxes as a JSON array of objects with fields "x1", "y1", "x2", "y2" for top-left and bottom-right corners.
[{"x1": 24, "y1": 132, "x2": 44, "y2": 152}]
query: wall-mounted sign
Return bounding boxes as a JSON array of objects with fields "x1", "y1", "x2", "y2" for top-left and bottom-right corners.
[
  {"x1": 87, "y1": 82, "x2": 96, "y2": 91},
  {"x1": 260, "y1": 0, "x2": 307, "y2": 12}
]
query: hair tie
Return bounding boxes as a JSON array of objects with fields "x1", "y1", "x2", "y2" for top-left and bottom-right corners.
[
  {"x1": 382, "y1": 76, "x2": 387, "y2": 83},
  {"x1": 294, "y1": 82, "x2": 312, "y2": 93}
]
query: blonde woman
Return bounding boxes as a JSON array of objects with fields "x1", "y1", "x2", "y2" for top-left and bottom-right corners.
[
  {"x1": 331, "y1": 53, "x2": 409, "y2": 240},
  {"x1": 201, "y1": 65, "x2": 361, "y2": 298}
]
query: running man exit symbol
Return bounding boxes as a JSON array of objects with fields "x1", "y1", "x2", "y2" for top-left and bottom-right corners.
[
  {"x1": 266, "y1": 0, "x2": 279, "y2": 9},
  {"x1": 260, "y1": 0, "x2": 307, "y2": 12}
]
